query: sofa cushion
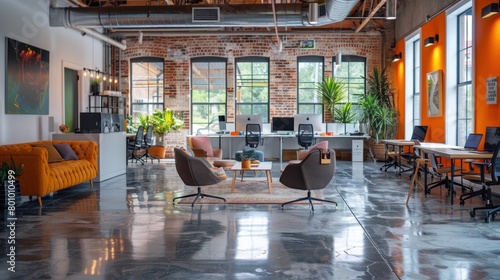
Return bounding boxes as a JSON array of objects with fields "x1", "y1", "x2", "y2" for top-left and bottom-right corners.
[
  {"x1": 53, "y1": 143, "x2": 79, "y2": 160},
  {"x1": 32, "y1": 143, "x2": 64, "y2": 163}
]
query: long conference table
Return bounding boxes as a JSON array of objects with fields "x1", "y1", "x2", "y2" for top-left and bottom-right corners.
[
  {"x1": 192, "y1": 133, "x2": 370, "y2": 169},
  {"x1": 384, "y1": 140, "x2": 493, "y2": 207}
]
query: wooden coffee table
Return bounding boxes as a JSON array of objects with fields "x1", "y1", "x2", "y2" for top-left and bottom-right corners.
[{"x1": 230, "y1": 162, "x2": 273, "y2": 193}]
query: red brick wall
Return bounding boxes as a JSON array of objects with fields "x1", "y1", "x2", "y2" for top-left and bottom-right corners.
[{"x1": 114, "y1": 32, "x2": 384, "y2": 157}]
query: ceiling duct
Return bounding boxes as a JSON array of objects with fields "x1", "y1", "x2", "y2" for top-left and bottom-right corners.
[
  {"x1": 192, "y1": 7, "x2": 220, "y2": 22},
  {"x1": 50, "y1": 0, "x2": 358, "y2": 29}
]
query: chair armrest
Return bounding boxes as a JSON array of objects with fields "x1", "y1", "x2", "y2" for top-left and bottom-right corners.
[
  {"x1": 213, "y1": 149, "x2": 223, "y2": 159},
  {"x1": 191, "y1": 148, "x2": 207, "y2": 158}
]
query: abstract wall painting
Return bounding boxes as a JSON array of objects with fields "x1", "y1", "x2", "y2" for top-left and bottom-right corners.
[
  {"x1": 5, "y1": 37, "x2": 50, "y2": 114},
  {"x1": 427, "y1": 70, "x2": 442, "y2": 117}
]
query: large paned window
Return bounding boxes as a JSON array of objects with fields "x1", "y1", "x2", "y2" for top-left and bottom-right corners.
[
  {"x1": 333, "y1": 55, "x2": 366, "y2": 104},
  {"x1": 413, "y1": 40, "x2": 421, "y2": 126},
  {"x1": 457, "y1": 8, "x2": 473, "y2": 146},
  {"x1": 235, "y1": 57, "x2": 269, "y2": 123},
  {"x1": 297, "y1": 56, "x2": 324, "y2": 114},
  {"x1": 130, "y1": 57, "x2": 164, "y2": 119},
  {"x1": 191, "y1": 57, "x2": 227, "y2": 135}
]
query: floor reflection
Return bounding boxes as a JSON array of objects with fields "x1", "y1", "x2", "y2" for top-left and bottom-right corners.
[{"x1": 3, "y1": 159, "x2": 500, "y2": 279}]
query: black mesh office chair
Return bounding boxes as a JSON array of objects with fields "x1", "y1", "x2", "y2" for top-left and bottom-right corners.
[
  {"x1": 140, "y1": 125, "x2": 160, "y2": 163},
  {"x1": 245, "y1": 123, "x2": 261, "y2": 148},
  {"x1": 461, "y1": 141, "x2": 500, "y2": 223},
  {"x1": 297, "y1": 123, "x2": 314, "y2": 150},
  {"x1": 128, "y1": 125, "x2": 145, "y2": 165},
  {"x1": 235, "y1": 123, "x2": 265, "y2": 162}
]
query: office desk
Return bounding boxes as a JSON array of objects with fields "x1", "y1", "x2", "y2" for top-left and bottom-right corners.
[
  {"x1": 189, "y1": 133, "x2": 370, "y2": 169},
  {"x1": 414, "y1": 145, "x2": 492, "y2": 207}
]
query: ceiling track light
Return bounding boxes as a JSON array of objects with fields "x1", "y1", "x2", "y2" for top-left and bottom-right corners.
[
  {"x1": 481, "y1": 2, "x2": 499, "y2": 19},
  {"x1": 83, "y1": 67, "x2": 119, "y2": 84},
  {"x1": 424, "y1": 34, "x2": 439, "y2": 47},
  {"x1": 392, "y1": 52, "x2": 402, "y2": 62}
]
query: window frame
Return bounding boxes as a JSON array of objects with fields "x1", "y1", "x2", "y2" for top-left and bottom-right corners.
[
  {"x1": 130, "y1": 57, "x2": 165, "y2": 120},
  {"x1": 190, "y1": 56, "x2": 228, "y2": 135},
  {"x1": 234, "y1": 56, "x2": 270, "y2": 123},
  {"x1": 297, "y1": 56, "x2": 324, "y2": 115}
]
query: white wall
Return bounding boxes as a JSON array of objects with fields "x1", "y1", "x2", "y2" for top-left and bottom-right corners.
[{"x1": 0, "y1": 0, "x2": 103, "y2": 144}]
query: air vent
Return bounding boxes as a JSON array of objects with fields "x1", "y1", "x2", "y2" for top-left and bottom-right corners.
[
  {"x1": 318, "y1": 3, "x2": 327, "y2": 17},
  {"x1": 192, "y1": 7, "x2": 220, "y2": 22}
]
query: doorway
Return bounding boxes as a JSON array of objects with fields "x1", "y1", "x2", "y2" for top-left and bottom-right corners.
[{"x1": 64, "y1": 67, "x2": 79, "y2": 132}]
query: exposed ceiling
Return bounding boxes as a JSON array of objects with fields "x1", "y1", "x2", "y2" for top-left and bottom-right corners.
[{"x1": 50, "y1": 0, "x2": 397, "y2": 49}]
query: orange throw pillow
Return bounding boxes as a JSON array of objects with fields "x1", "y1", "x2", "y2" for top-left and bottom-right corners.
[{"x1": 32, "y1": 143, "x2": 65, "y2": 163}]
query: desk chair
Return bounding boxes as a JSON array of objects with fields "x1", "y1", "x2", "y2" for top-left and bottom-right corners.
[
  {"x1": 380, "y1": 143, "x2": 400, "y2": 171},
  {"x1": 128, "y1": 125, "x2": 145, "y2": 165},
  {"x1": 140, "y1": 125, "x2": 160, "y2": 163},
  {"x1": 280, "y1": 148, "x2": 337, "y2": 211},
  {"x1": 172, "y1": 148, "x2": 226, "y2": 207},
  {"x1": 297, "y1": 123, "x2": 314, "y2": 150},
  {"x1": 235, "y1": 124, "x2": 264, "y2": 162},
  {"x1": 461, "y1": 141, "x2": 500, "y2": 223},
  {"x1": 426, "y1": 153, "x2": 462, "y2": 194}
]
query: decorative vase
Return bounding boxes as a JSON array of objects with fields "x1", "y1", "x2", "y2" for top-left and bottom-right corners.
[{"x1": 241, "y1": 159, "x2": 251, "y2": 169}]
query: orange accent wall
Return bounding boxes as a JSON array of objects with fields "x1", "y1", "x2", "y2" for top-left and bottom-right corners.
[
  {"x1": 420, "y1": 12, "x2": 446, "y2": 143},
  {"x1": 393, "y1": 40, "x2": 405, "y2": 139},
  {"x1": 475, "y1": 0, "x2": 500, "y2": 132}
]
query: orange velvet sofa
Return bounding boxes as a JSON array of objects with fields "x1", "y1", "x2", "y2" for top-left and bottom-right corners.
[{"x1": 0, "y1": 140, "x2": 98, "y2": 206}]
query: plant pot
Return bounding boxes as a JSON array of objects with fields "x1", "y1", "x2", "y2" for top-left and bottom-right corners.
[
  {"x1": 2, "y1": 180, "x2": 21, "y2": 209},
  {"x1": 241, "y1": 160, "x2": 251, "y2": 169},
  {"x1": 91, "y1": 85, "x2": 100, "y2": 95},
  {"x1": 369, "y1": 142, "x2": 387, "y2": 162}
]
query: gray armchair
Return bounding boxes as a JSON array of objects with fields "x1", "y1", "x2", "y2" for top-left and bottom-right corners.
[
  {"x1": 280, "y1": 148, "x2": 337, "y2": 211},
  {"x1": 173, "y1": 148, "x2": 226, "y2": 207}
]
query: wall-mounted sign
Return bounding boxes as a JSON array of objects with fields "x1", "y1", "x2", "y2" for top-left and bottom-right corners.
[
  {"x1": 486, "y1": 76, "x2": 498, "y2": 105},
  {"x1": 299, "y1": 40, "x2": 315, "y2": 49}
]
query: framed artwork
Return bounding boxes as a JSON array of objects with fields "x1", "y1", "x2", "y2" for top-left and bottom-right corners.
[
  {"x1": 426, "y1": 70, "x2": 442, "y2": 117},
  {"x1": 5, "y1": 37, "x2": 50, "y2": 114}
]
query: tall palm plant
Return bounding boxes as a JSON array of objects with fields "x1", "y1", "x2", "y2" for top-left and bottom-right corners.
[{"x1": 316, "y1": 76, "x2": 346, "y2": 122}]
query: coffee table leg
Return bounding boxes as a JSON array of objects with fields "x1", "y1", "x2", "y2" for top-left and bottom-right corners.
[
  {"x1": 266, "y1": 170, "x2": 272, "y2": 194},
  {"x1": 232, "y1": 171, "x2": 237, "y2": 193}
]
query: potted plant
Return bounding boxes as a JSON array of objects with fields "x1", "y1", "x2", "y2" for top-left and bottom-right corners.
[
  {"x1": 316, "y1": 76, "x2": 347, "y2": 123},
  {"x1": 1, "y1": 156, "x2": 24, "y2": 209},
  {"x1": 90, "y1": 77, "x2": 101, "y2": 95},
  {"x1": 149, "y1": 108, "x2": 184, "y2": 146},
  {"x1": 334, "y1": 102, "x2": 357, "y2": 135},
  {"x1": 360, "y1": 67, "x2": 398, "y2": 160}
]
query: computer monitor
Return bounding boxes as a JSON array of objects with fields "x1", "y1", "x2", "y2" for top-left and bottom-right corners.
[
  {"x1": 410, "y1": 125, "x2": 428, "y2": 141},
  {"x1": 483, "y1": 127, "x2": 500, "y2": 152},
  {"x1": 235, "y1": 114, "x2": 263, "y2": 132},
  {"x1": 271, "y1": 117, "x2": 294, "y2": 133},
  {"x1": 293, "y1": 114, "x2": 323, "y2": 133},
  {"x1": 464, "y1": 133, "x2": 483, "y2": 150}
]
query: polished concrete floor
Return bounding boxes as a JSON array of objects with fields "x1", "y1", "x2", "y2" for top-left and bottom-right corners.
[{"x1": 1, "y1": 159, "x2": 500, "y2": 279}]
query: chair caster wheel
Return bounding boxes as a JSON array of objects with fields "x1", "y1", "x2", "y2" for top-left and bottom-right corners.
[{"x1": 470, "y1": 211, "x2": 475, "y2": 217}]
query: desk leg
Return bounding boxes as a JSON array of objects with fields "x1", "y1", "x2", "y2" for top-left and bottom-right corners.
[
  {"x1": 266, "y1": 170, "x2": 272, "y2": 194},
  {"x1": 279, "y1": 136, "x2": 283, "y2": 170},
  {"x1": 450, "y1": 159, "x2": 456, "y2": 207},
  {"x1": 231, "y1": 171, "x2": 237, "y2": 193}
]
